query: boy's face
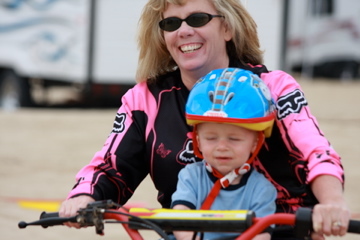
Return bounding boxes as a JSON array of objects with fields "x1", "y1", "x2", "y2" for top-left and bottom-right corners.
[{"x1": 197, "y1": 122, "x2": 258, "y2": 176}]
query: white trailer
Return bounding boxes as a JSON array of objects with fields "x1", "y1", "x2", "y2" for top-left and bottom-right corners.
[
  {"x1": 1, "y1": 0, "x2": 359, "y2": 108},
  {"x1": 0, "y1": 0, "x2": 147, "y2": 108},
  {"x1": 286, "y1": 0, "x2": 360, "y2": 79},
  {"x1": 244, "y1": 0, "x2": 360, "y2": 79}
]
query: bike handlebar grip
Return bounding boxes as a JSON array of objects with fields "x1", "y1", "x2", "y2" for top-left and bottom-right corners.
[
  {"x1": 40, "y1": 212, "x2": 59, "y2": 219},
  {"x1": 348, "y1": 220, "x2": 360, "y2": 233},
  {"x1": 18, "y1": 212, "x2": 77, "y2": 229},
  {"x1": 294, "y1": 207, "x2": 312, "y2": 238}
]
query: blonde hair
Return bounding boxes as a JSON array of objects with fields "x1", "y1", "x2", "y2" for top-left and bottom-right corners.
[{"x1": 136, "y1": 0, "x2": 263, "y2": 82}]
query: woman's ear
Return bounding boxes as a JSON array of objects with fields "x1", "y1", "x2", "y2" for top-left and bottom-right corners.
[{"x1": 222, "y1": 21, "x2": 233, "y2": 42}]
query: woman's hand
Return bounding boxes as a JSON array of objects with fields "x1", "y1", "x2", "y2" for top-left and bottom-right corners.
[
  {"x1": 310, "y1": 175, "x2": 351, "y2": 240},
  {"x1": 59, "y1": 195, "x2": 95, "y2": 228},
  {"x1": 311, "y1": 202, "x2": 350, "y2": 240}
]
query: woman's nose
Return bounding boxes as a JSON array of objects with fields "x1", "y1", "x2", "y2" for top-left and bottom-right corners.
[{"x1": 178, "y1": 21, "x2": 195, "y2": 37}]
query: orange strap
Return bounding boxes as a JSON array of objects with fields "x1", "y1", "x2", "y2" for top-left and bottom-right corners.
[
  {"x1": 200, "y1": 180, "x2": 222, "y2": 210},
  {"x1": 200, "y1": 167, "x2": 224, "y2": 210}
]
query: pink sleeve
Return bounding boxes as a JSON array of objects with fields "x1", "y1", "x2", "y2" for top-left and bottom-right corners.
[
  {"x1": 261, "y1": 70, "x2": 343, "y2": 184},
  {"x1": 67, "y1": 82, "x2": 155, "y2": 199}
]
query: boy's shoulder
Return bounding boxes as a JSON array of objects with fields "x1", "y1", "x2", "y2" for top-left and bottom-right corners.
[
  {"x1": 180, "y1": 161, "x2": 207, "y2": 177},
  {"x1": 248, "y1": 169, "x2": 276, "y2": 191},
  {"x1": 182, "y1": 161, "x2": 205, "y2": 172}
]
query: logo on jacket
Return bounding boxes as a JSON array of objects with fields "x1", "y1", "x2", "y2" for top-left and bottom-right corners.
[
  {"x1": 177, "y1": 138, "x2": 199, "y2": 165},
  {"x1": 156, "y1": 143, "x2": 172, "y2": 158},
  {"x1": 276, "y1": 89, "x2": 307, "y2": 120},
  {"x1": 112, "y1": 113, "x2": 126, "y2": 133}
]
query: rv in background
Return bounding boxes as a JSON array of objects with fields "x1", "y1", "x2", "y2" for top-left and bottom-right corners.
[
  {"x1": 245, "y1": 0, "x2": 360, "y2": 79},
  {"x1": 0, "y1": 0, "x2": 147, "y2": 108},
  {"x1": 0, "y1": 0, "x2": 359, "y2": 108},
  {"x1": 285, "y1": 0, "x2": 360, "y2": 79}
]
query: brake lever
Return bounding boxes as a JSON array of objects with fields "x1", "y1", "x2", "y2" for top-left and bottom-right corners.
[{"x1": 77, "y1": 199, "x2": 120, "y2": 235}]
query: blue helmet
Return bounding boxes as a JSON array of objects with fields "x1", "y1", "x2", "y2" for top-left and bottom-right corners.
[{"x1": 186, "y1": 68, "x2": 275, "y2": 137}]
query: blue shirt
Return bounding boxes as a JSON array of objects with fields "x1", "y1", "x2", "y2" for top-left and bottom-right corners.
[{"x1": 171, "y1": 161, "x2": 277, "y2": 240}]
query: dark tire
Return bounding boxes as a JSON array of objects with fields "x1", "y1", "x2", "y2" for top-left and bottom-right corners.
[
  {"x1": 313, "y1": 61, "x2": 359, "y2": 79},
  {"x1": 0, "y1": 70, "x2": 33, "y2": 109}
]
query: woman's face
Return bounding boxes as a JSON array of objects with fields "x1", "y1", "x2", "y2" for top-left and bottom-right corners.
[{"x1": 162, "y1": 0, "x2": 232, "y2": 79}]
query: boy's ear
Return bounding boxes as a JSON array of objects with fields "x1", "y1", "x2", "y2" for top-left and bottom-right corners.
[
  {"x1": 196, "y1": 135, "x2": 201, "y2": 150},
  {"x1": 251, "y1": 134, "x2": 259, "y2": 153},
  {"x1": 192, "y1": 126, "x2": 204, "y2": 159}
]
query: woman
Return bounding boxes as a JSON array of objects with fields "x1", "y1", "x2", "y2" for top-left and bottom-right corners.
[{"x1": 60, "y1": 0, "x2": 350, "y2": 239}]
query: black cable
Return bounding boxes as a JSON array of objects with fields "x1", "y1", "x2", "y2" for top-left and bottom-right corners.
[
  {"x1": 105, "y1": 220, "x2": 158, "y2": 230},
  {"x1": 105, "y1": 209, "x2": 170, "y2": 240}
]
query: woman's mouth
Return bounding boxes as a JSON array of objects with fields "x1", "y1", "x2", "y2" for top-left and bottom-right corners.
[{"x1": 180, "y1": 44, "x2": 202, "y2": 53}]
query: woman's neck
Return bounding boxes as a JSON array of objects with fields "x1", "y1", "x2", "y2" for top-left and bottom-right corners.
[
  {"x1": 180, "y1": 59, "x2": 230, "y2": 90},
  {"x1": 180, "y1": 71, "x2": 200, "y2": 90}
]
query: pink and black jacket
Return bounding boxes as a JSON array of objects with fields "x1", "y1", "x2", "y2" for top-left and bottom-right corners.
[{"x1": 67, "y1": 61, "x2": 343, "y2": 214}]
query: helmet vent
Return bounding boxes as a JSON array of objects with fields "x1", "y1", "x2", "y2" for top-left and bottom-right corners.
[
  {"x1": 209, "y1": 91, "x2": 214, "y2": 103},
  {"x1": 223, "y1": 92, "x2": 234, "y2": 105}
]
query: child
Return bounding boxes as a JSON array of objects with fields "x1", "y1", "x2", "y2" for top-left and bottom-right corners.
[{"x1": 171, "y1": 68, "x2": 277, "y2": 240}]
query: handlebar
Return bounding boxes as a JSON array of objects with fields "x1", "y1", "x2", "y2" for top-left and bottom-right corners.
[
  {"x1": 18, "y1": 200, "x2": 169, "y2": 239},
  {"x1": 18, "y1": 200, "x2": 360, "y2": 240}
]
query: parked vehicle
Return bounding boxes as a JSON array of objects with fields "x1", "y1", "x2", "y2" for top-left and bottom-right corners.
[
  {"x1": 286, "y1": 0, "x2": 360, "y2": 79},
  {"x1": 1, "y1": 0, "x2": 359, "y2": 108},
  {"x1": 0, "y1": 0, "x2": 147, "y2": 108},
  {"x1": 245, "y1": 0, "x2": 360, "y2": 79}
]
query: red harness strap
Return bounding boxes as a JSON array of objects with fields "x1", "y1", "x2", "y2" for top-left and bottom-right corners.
[{"x1": 200, "y1": 167, "x2": 224, "y2": 210}]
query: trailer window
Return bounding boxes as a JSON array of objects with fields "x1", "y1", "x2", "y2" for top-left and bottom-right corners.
[{"x1": 311, "y1": 0, "x2": 334, "y2": 16}]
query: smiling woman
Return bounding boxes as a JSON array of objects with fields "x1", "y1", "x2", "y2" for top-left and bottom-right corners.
[
  {"x1": 53, "y1": 0, "x2": 351, "y2": 239},
  {"x1": 136, "y1": 0, "x2": 262, "y2": 84},
  {"x1": 157, "y1": 0, "x2": 232, "y2": 90}
]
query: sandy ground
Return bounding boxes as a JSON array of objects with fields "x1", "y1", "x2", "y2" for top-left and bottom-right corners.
[{"x1": 1, "y1": 77, "x2": 360, "y2": 240}]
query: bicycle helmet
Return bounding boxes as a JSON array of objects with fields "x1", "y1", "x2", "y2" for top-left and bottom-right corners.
[
  {"x1": 186, "y1": 68, "x2": 275, "y2": 137},
  {"x1": 186, "y1": 67, "x2": 276, "y2": 163}
]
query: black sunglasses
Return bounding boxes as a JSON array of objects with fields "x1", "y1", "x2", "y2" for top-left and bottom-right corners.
[{"x1": 159, "y1": 13, "x2": 224, "y2": 32}]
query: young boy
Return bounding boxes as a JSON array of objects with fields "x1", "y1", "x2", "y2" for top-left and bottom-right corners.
[{"x1": 171, "y1": 68, "x2": 277, "y2": 240}]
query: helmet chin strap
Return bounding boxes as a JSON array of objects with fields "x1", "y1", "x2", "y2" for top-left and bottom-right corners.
[
  {"x1": 205, "y1": 162, "x2": 251, "y2": 188},
  {"x1": 200, "y1": 132, "x2": 265, "y2": 210}
]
